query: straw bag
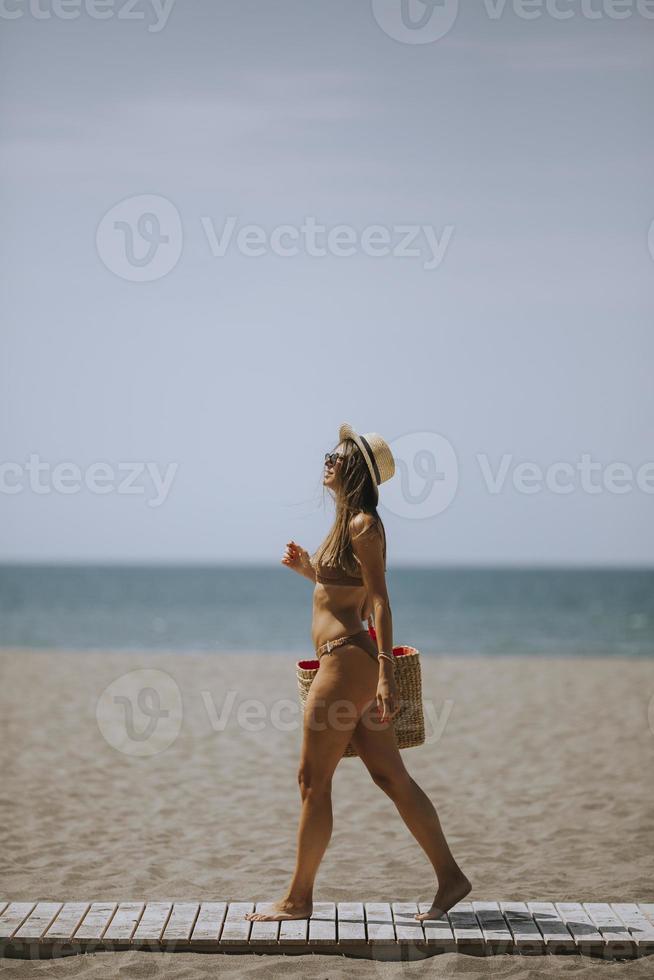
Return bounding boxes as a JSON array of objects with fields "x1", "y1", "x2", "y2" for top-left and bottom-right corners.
[{"x1": 296, "y1": 623, "x2": 425, "y2": 758}]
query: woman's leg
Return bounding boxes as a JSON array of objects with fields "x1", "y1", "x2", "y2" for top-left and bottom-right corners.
[
  {"x1": 245, "y1": 646, "x2": 378, "y2": 922},
  {"x1": 350, "y1": 704, "x2": 471, "y2": 920}
]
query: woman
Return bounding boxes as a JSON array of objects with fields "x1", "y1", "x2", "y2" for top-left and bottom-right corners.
[{"x1": 245, "y1": 423, "x2": 470, "y2": 924}]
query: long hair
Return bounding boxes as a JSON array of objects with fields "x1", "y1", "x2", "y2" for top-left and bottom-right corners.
[{"x1": 312, "y1": 437, "x2": 387, "y2": 576}]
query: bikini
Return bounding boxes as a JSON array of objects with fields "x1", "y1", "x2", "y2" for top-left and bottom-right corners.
[{"x1": 311, "y1": 522, "x2": 386, "y2": 664}]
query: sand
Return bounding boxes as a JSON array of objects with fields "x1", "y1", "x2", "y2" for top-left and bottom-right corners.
[{"x1": 0, "y1": 647, "x2": 652, "y2": 978}]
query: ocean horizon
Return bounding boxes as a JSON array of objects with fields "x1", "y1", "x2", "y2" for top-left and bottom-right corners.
[{"x1": 1, "y1": 563, "x2": 652, "y2": 657}]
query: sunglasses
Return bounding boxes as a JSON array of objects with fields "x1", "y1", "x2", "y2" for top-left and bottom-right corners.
[{"x1": 324, "y1": 452, "x2": 345, "y2": 467}]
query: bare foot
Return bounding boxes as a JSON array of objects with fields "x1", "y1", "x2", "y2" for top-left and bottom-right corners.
[
  {"x1": 415, "y1": 872, "x2": 472, "y2": 921},
  {"x1": 245, "y1": 898, "x2": 312, "y2": 922}
]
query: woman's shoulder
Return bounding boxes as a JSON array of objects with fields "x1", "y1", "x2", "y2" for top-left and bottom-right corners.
[{"x1": 349, "y1": 511, "x2": 381, "y2": 540}]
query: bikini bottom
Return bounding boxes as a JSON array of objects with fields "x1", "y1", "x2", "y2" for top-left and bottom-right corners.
[{"x1": 315, "y1": 628, "x2": 379, "y2": 664}]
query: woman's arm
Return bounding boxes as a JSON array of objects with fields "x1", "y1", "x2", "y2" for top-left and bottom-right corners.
[
  {"x1": 350, "y1": 515, "x2": 399, "y2": 722},
  {"x1": 350, "y1": 515, "x2": 392, "y2": 647}
]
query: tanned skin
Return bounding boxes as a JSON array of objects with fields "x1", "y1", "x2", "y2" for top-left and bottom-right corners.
[{"x1": 245, "y1": 444, "x2": 470, "y2": 923}]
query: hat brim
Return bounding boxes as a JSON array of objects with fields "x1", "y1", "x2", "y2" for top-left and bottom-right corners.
[{"x1": 338, "y1": 422, "x2": 379, "y2": 499}]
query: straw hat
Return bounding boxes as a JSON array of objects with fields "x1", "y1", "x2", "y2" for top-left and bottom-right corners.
[{"x1": 338, "y1": 422, "x2": 395, "y2": 495}]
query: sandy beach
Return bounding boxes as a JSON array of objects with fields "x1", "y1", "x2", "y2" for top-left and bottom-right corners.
[{"x1": 1, "y1": 647, "x2": 652, "y2": 978}]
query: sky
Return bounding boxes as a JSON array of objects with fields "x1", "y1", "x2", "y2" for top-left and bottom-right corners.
[{"x1": 1, "y1": 0, "x2": 652, "y2": 565}]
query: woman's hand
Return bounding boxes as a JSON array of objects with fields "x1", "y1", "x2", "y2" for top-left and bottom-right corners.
[
  {"x1": 376, "y1": 667, "x2": 400, "y2": 724},
  {"x1": 281, "y1": 540, "x2": 311, "y2": 575}
]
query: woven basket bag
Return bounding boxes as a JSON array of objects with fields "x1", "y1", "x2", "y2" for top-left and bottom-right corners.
[{"x1": 296, "y1": 626, "x2": 425, "y2": 758}]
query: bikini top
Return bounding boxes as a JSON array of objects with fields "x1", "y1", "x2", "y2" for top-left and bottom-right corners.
[
  {"x1": 310, "y1": 518, "x2": 386, "y2": 588},
  {"x1": 311, "y1": 558, "x2": 365, "y2": 587}
]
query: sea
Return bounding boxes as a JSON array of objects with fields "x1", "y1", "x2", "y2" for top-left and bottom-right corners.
[{"x1": 0, "y1": 565, "x2": 652, "y2": 657}]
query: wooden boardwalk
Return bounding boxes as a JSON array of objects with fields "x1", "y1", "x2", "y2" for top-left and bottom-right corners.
[{"x1": 1, "y1": 899, "x2": 653, "y2": 960}]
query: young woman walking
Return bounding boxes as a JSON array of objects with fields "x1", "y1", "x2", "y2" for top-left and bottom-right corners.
[{"x1": 245, "y1": 423, "x2": 470, "y2": 923}]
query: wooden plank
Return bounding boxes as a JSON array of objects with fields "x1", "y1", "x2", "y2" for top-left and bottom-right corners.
[
  {"x1": 219, "y1": 902, "x2": 253, "y2": 944},
  {"x1": 1, "y1": 895, "x2": 648, "y2": 956},
  {"x1": 131, "y1": 902, "x2": 172, "y2": 943},
  {"x1": 555, "y1": 902, "x2": 605, "y2": 952},
  {"x1": 103, "y1": 902, "x2": 145, "y2": 941},
  {"x1": 248, "y1": 903, "x2": 280, "y2": 945},
  {"x1": 337, "y1": 901, "x2": 366, "y2": 944},
  {"x1": 73, "y1": 902, "x2": 117, "y2": 941},
  {"x1": 365, "y1": 902, "x2": 395, "y2": 944},
  {"x1": 611, "y1": 903, "x2": 654, "y2": 951},
  {"x1": 13, "y1": 903, "x2": 62, "y2": 940},
  {"x1": 448, "y1": 901, "x2": 485, "y2": 947},
  {"x1": 391, "y1": 902, "x2": 425, "y2": 943},
  {"x1": 161, "y1": 903, "x2": 200, "y2": 943},
  {"x1": 278, "y1": 913, "x2": 309, "y2": 945},
  {"x1": 500, "y1": 902, "x2": 546, "y2": 954},
  {"x1": 417, "y1": 901, "x2": 457, "y2": 949},
  {"x1": 583, "y1": 903, "x2": 637, "y2": 956},
  {"x1": 44, "y1": 903, "x2": 90, "y2": 940},
  {"x1": 188, "y1": 902, "x2": 227, "y2": 945},
  {"x1": 639, "y1": 904, "x2": 654, "y2": 925},
  {"x1": 308, "y1": 902, "x2": 336, "y2": 945},
  {"x1": 527, "y1": 901, "x2": 577, "y2": 952},
  {"x1": 472, "y1": 900, "x2": 514, "y2": 951},
  {"x1": 0, "y1": 903, "x2": 36, "y2": 940}
]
